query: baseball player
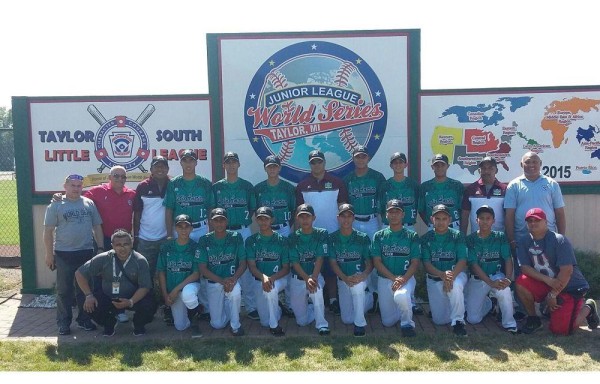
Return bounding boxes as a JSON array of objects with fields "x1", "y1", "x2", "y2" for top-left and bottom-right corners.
[
  {"x1": 198, "y1": 208, "x2": 246, "y2": 336},
  {"x1": 156, "y1": 214, "x2": 203, "y2": 338},
  {"x1": 328, "y1": 203, "x2": 374, "y2": 337},
  {"x1": 246, "y1": 206, "x2": 290, "y2": 336},
  {"x1": 464, "y1": 205, "x2": 517, "y2": 333},
  {"x1": 287, "y1": 204, "x2": 330, "y2": 335},
  {"x1": 421, "y1": 204, "x2": 469, "y2": 336},
  {"x1": 371, "y1": 199, "x2": 421, "y2": 337},
  {"x1": 213, "y1": 151, "x2": 258, "y2": 321}
]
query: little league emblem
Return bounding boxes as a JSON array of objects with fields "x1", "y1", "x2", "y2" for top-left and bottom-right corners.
[
  {"x1": 244, "y1": 40, "x2": 387, "y2": 183},
  {"x1": 88, "y1": 104, "x2": 154, "y2": 173}
]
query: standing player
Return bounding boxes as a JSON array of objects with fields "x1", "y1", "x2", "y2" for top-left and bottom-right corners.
[
  {"x1": 287, "y1": 204, "x2": 330, "y2": 335},
  {"x1": 419, "y1": 154, "x2": 464, "y2": 230},
  {"x1": 464, "y1": 205, "x2": 517, "y2": 333},
  {"x1": 371, "y1": 199, "x2": 421, "y2": 337},
  {"x1": 198, "y1": 208, "x2": 246, "y2": 336},
  {"x1": 328, "y1": 203, "x2": 374, "y2": 337},
  {"x1": 213, "y1": 151, "x2": 258, "y2": 320},
  {"x1": 421, "y1": 204, "x2": 469, "y2": 336},
  {"x1": 246, "y1": 206, "x2": 290, "y2": 336}
]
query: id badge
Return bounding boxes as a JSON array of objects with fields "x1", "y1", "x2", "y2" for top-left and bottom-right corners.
[{"x1": 112, "y1": 282, "x2": 120, "y2": 295}]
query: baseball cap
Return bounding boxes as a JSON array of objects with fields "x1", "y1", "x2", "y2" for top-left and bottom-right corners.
[
  {"x1": 174, "y1": 214, "x2": 192, "y2": 226},
  {"x1": 386, "y1": 199, "x2": 405, "y2": 211},
  {"x1": 389, "y1": 152, "x2": 407, "y2": 164},
  {"x1": 296, "y1": 203, "x2": 315, "y2": 216},
  {"x1": 255, "y1": 206, "x2": 274, "y2": 218},
  {"x1": 432, "y1": 153, "x2": 449, "y2": 165},
  {"x1": 525, "y1": 207, "x2": 547, "y2": 221},
  {"x1": 479, "y1": 156, "x2": 497, "y2": 167},
  {"x1": 431, "y1": 204, "x2": 451, "y2": 217},
  {"x1": 476, "y1": 205, "x2": 495, "y2": 217},
  {"x1": 308, "y1": 150, "x2": 325, "y2": 163},
  {"x1": 263, "y1": 155, "x2": 281, "y2": 167},
  {"x1": 65, "y1": 174, "x2": 84, "y2": 182},
  {"x1": 210, "y1": 207, "x2": 227, "y2": 220},
  {"x1": 151, "y1": 156, "x2": 168, "y2": 167},
  {"x1": 338, "y1": 203, "x2": 355, "y2": 215},
  {"x1": 223, "y1": 151, "x2": 239, "y2": 162},
  {"x1": 180, "y1": 149, "x2": 198, "y2": 161},
  {"x1": 352, "y1": 145, "x2": 368, "y2": 157}
]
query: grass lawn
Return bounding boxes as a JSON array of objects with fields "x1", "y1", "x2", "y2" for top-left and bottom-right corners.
[{"x1": 0, "y1": 179, "x2": 19, "y2": 245}]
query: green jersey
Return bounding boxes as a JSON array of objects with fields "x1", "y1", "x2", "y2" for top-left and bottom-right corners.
[
  {"x1": 344, "y1": 168, "x2": 386, "y2": 216},
  {"x1": 163, "y1": 175, "x2": 214, "y2": 222},
  {"x1": 288, "y1": 228, "x2": 329, "y2": 276},
  {"x1": 254, "y1": 179, "x2": 296, "y2": 226},
  {"x1": 420, "y1": 228, "x2": 467, "y2": 272},
  {"x1": 328, "y1": 229, "x2": 371, "y2": 276},
  {"x1": 197, "y1": 230, "x2": 245, "y2": 279},
  {"x1": 371, "y1": 227, "x2": 420, "y2": 276},
  {"x1": 245, "y1": 232, "x2": 289, "y2": 277},
  {"x1": 156, "y1": 239, "x2": 200, "y2": 293},
  {"x1": 379, "y1": 176, "x2": 419, "y2": 226},
  {"x1": 419, "y1": 178, "x2": 464, "y2": 228},
  {"x1": 465, "y1": 231, "x2": 510, "y2": 276},
  {"x1": 213, "y1": 178, "x2": 256, "y2": 226}
]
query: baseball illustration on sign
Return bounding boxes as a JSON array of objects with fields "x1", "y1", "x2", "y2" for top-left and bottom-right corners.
[{"x1": 244, "y1": 41, "x2": 387, "y2": 183}]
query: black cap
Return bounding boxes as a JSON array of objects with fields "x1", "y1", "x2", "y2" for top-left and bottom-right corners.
[
  {"x1": 296, "y1": 203, "x2": 315, "y2": 216},
  {"x1": 180, "y1": 149, "x2": 198, "y2": 161},
  {"x1": 210, "y1": 208, "x2": 227, "y2": 220},
  {"x1": 386, "y1": 199, "x2": 405, "y2": 211},
  {"x1": 308, "y1": 150, "x2": 325, "y2": 163},
  {"x1": 431, "y1": 204, "x2": 451, "y2": 217},
  {"x1": 255, "y1": 206, "x2": 274, "y2": 218},
  {"x1": 476, "y1": 205, "x2": 495, "y2": 218},
  {"x1": 352, "y1": 145, "x2": 368, "y2": 157},
  {"x1": 223, "y1": 151, "x2": 239, "y2": 162},
  {"x1": 151, "y1": 156, "x2": 168, "y2": 168},
  {"x1": 389, "y1": 152, "x2": 407, "y2": 164},
  {"x1": 174, "y1": 214, "x2": 192, "y2": 226},
  {"x1": 479, "y1": 156, "x2": 497, "y2": 167},
  {"x1": 432, "y1": 153, "x2": 449, "y2": 165},
  {"x1": 337, "y1": 203, "x2": 354, "y2": 215},
  {"x1": 263, "y1": 155, "x2": 281, "y2": 167}
]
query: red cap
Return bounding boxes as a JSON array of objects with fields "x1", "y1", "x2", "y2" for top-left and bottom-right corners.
[{"x1": 525, "y1": 208, "x2": 546, "y2": 221}]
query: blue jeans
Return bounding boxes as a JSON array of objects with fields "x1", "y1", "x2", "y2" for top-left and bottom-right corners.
[
  {"x1": 55, "y1": 249, "x2": 95, "y2": 327},
  {"x1": 135, "y1": 237, "x2": 167, "y2": 280}
]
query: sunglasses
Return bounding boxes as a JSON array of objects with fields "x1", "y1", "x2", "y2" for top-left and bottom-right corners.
[{"x1": 66, "y1": 174, "x2": 84, "y2": 181}]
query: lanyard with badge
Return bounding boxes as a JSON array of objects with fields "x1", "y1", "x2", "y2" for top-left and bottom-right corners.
[{"x1": 112, "y1": 253, "x2": 132, "y2": 297}]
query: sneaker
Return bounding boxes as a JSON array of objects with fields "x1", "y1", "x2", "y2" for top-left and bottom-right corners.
[
  {"x1": 280, "y1": 302, "x2": 295, "y2": 318},
  {"x1": 505, "y1": 327, "x2": 520, "y2": 334},
  {"x1": 103, "y1": 323, "x2": 116, "y2": 337},
  {"x1": 77, "y1": 319, "x2": 97, "y2": 331},
  {"x1": 412, "y1": 304, "x2": 425, "y2": 315},
  {"x1": 329, "y1": 300, "x2": 341, "y2": 316},
  {"x1": 585, "y1": 299, "x2": 599, "y2": 329},
  {"x1": 368, "y1": 292, "x2": 379, "y2": 314},
  {"x1": 453, "y1": 321, "x2": 467, "y2": 337},
  {"x1": 133, "y1": 326, "x2": 146, "y2": 336},
  {"x1": 247, "y1": 310, "x2": 260, "y2": 320},
  {"x1": 190, "y1": 323, "x2": 203, "y2": 338},
  {"x1": 230, "y1": 326, "x2": 244, "y2": 336},
  {"x1": 58, "y1": 325, "x2": 71, "y2": 336},
  {"x1": 353, "y1": 325, "x2": 366, "y2": 337},
  {"x1": 116, "y1": 312, "x2": 129, "y2": 323},
  {"x1": 521, "y1": 316, "x2": 543, "y2": 334},
  {"x1": 401, "y1": 326, "x2": 416, "y2": 337},
  {"x1": 270, "y1": 325, "x2": 285, "y2": 336},
  {"x1": 318, "y1": 327, "x2": 330, "y2": 336}
]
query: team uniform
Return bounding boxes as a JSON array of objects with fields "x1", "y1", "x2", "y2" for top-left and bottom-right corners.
[
  {"x1": 156, "y1": 238, "x2": 201, "y2": 331},
  {"x1": 197, "y1": 230, "x2": 245, "y2": 332},
  {"x1": 287, "y1": 227, "x2": 329, "y2": 331},
  {"x1": 344, "y1": 168, "x2": 385, "y2": 239},
  {"x1": 296, "y1": 172, "x2": 348, "y2": 233},
  {"x1": 371, "y1": 226, "x2": 420, "y2": 329},
  {"x1": 245, "y1": 232, "x2": 290, "y2": 329},
  {"x1": 379, "y1": 176, "x2": 419, "y2": 230},
  {"x1": 254, "y1": 179, "x2": 296, "y2": 237},
  {"x1": 327, "y1": 229, "x2": 374, "y2": 327},
  {"x1": 464, "y1": 231, "x2": 516, "y2": 329},
  {"x1": 163, "y1": 175, "x2": 214, "y2": 241},
  {"x1": 420, "y1": 228, "x2": 468, "y2": 325},
  {"x1": 462, "y1": 178, "x2": 507, "y2": 234},
  {"x1": 419, "y1": 178, "x2": 464, "y2": 230}
]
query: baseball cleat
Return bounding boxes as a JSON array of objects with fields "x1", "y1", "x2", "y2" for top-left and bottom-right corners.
[
  {"x1": 401, "y1": 326, "x2": 416, "y2": 337},
  {"x1": 270, "y1": 325, "x2": 285, "y2": 336},
  {"x1": 453, "y1": 321, "x2": 467, "y2": 337},
  {"x1": 521, "y1": 316, "x2": 543, "y2": 334},
  {"x1": 585, "y1": 299, "x2": 599, "y2": 329},
  {"x1": 246, "y1": 310, "x2": 260, "y2": 320},
  {"x1": 190, "y1": 323, "x2": 203, "y2": 338},
  {"x1": 505, "y1": 327, "x2": 520, "y2": 334},
  {"x1": 230, "y1": 326, "x2": 245, "y2": 336},
  {"x1": 318, "y1": 327, "x2": 330, "y2": 336},
  {"x1": 353, "y1": 325, "x2": 366, "y2": 337},
  {"x1": 412, "y1": 304, "x2": 425, "y2": 315}
]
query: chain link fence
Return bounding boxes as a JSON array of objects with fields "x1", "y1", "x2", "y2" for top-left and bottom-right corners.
[{"x1": 0, "y1": 128, "x2": 19, "y2": 260}]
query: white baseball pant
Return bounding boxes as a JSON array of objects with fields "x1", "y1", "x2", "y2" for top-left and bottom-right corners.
[
  {"x1": 205, "y1": 280, "x2": 242, "y2": 331},
  {"x1": 253, "y1": 277, "x2": 287, "y2": 328},
  {"x1": 465, "y1": 272, "x2": 516, "y2": 329},
  {"x1": 231, "y1": 226, "x2": 256, "y2": 314},
  {"x1": 377, "y1": 275, "x2": 416, "y2": 328},
  {"x1": 353, "y1": 217, "x2": 381, "y2": 294},
  {"x1": 175, "y1": 281, "x2": 202, "y2": 331},
  {"x1": 289, "y1": 273, "x2": 328, "y2": 330},
  {"x1": 337, "y1": 278, "x2": 374, "y2": 327},
  {"x1": 426, "y1": 271, "x2": 468, "y2": 326}
]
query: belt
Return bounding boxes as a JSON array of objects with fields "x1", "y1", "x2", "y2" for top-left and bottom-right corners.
[
  {"x1": 471, "y1": 274, "x2": 493, "y2": 281},
  {"x1": 191, "y1": 220, "x2": 207, "y2": 228},
  {"x1": 291, "y1": 273, "x2": 304, "y2": 281},
  {"x1": 207, "y1": 279, "x2": 218, "y2": 284},
  {"x1": 227, "y1": 225, "x2": 247, "y2": 230},
  {"x1": 271, "y1": 222, "x2": 289, "y2": 230},
  {"x1": 354, "y1": 214, "x2": 377, "y2": 222},
  {"x1": 427, "y1": 273, "x2": 442, "y2": 282}
]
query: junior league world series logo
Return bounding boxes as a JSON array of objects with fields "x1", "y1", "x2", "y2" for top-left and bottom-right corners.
[{"x1": 244, "y1": 41, "x2": 387, "y2": 183}]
